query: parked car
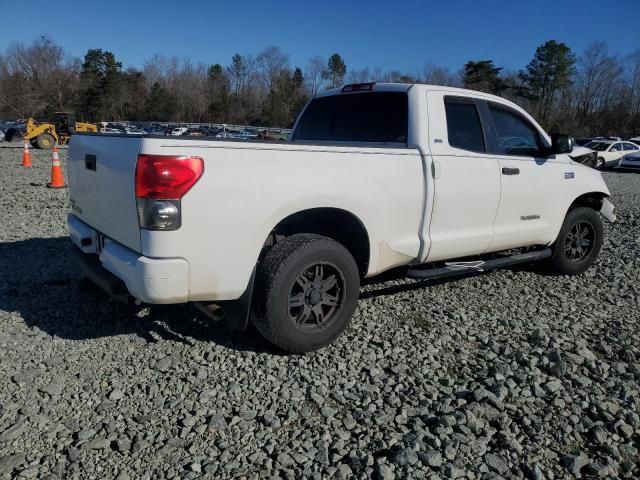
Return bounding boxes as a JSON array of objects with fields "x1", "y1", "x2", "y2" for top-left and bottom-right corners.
[
  {"x1": 143, "y1": 127, "x2": 164, "y2": 135},
  {"x1": 182, "y1": 128, "x2": 206, "y2": 136},
  {"x1": 257, "y1": 129, "x2": 278, "y2": 140},
  {"x1": 618, "y1": 151, "x2": 640, "y2": 170},
  {"x1": 125, "y1": 126, "x2": 145, "y2": 135},
  {"x1": 170, "y1": 127, "x2": 188, "y2": 136},
  {"x1": 67, "y1": 82, "x2": 615, "y2": 353},
  {"x1": 585, "y1": 140, "x2": 640, "y2": 169},
  {"x1": 100, "y1": 128, "x2": 123, "y2": 134},
  {"x1": 628, "y1": 136, "x2": 640, "y2": 144},
  {"x1": 574, "y1": 138, "x2": 594, "y2": 146},
  {"x1": 592, "y1": 136, "x2": 622, "y2": 141},
  {"x1": 0, "y1": 128, "x2": 5, "y2": 142},
  {"x1": 104, "y1": 123, "x2": 126, "y2": 133}
]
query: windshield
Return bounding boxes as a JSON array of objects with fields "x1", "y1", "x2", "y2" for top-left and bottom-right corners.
[
  {"x1": 293, "y1": 91, "x2": 408, "y2": 143},
  {"x1": 585, "y1": 142, "x2": 610, "y2": 151}
]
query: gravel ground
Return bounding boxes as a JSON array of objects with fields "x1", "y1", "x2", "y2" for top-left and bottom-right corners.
[{"x1": 0, "y1": 146, "x2": 638, "y2": 480}]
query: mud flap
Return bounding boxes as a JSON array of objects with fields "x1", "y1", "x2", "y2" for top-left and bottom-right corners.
[{"x1": 199, "y1": 267, "x2": 256, "y2": 331}]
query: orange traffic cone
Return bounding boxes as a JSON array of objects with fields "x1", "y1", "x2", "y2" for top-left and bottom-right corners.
[
  {"x1": 22, "y1": 140, "x2": 32, "y2": 168},
  {"x1": 47, "y1": 145, "x2": 67, "y2": 189}
]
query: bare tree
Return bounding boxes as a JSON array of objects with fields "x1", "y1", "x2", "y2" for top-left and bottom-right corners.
[
  {"x1": 304, "y1": 56, "x2": 325, "y2": 95},
  {"x1": 346, "y1": 67, "x2": 371, "y2": 84},
  {"x1": 419, "y1": 63, "x2": 460, "y2": 86},
  {"x1": 623, "y1": 50, "x2": 640, "y2": 134},
  {"x1": 0, "y1": 36, "x2": 79, "y2": 117},
  {"x1": 255, "y1": 46, "x2": 289, "y2": 91}
]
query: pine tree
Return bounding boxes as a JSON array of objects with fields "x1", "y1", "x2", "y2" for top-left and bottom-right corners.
[
  {"x1": 462, "y1": 60, "x2": 504, "y2": 94},
  {"x1": 324, "y1": 53, "x2": 347, "y2": 88},
  {"x1": 519, "y1": 40, "x2": 576, "y2": 127}
]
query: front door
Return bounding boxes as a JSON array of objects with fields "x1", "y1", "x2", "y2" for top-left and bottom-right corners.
[
  {"x1": 486, "y1": 102, "x2": 565, "y2": 251},
  {"x1": 425, "y1": 92, "x2": 501, "y2": 262}
]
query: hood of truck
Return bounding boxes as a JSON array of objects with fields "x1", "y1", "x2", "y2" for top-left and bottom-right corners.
[{"x1": 67, "y1": 134, "x2": 142, "y2": 252}]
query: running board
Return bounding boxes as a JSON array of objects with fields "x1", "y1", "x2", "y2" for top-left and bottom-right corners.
[{"x1": 406, "y1": 248, "x2": 552, "y2": 280}]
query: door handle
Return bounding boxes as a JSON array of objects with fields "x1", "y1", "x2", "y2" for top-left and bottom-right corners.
[
  {"x1": 502, "y1": 167, "x2": 520, "y2": 175},
  {"x1": 85, "y1": 154, "x2": 96, "y2": 171}
]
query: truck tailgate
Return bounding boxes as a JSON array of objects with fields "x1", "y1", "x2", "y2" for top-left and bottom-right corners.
[{"x1": 68, "y1": 134, "x2": 142, "y2": 252}]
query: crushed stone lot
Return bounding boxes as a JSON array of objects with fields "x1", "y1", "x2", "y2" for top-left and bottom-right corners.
[{"x1": 0, "y1": 146, "x2": 639, "y2": 480}]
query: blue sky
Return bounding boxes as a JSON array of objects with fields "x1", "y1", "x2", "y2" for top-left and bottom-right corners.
[{"x1": 2, "y1": 0, "x2": 639, "y2": 73}]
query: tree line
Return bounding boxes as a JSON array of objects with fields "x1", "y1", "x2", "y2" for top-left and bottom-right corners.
[{"x1": 0, "y1": 36, "x2": 639, "y2": 136}]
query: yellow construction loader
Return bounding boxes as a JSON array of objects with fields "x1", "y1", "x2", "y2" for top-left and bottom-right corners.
[{"x1": 21, "y1": 112, "x2": 97, "y2": 149}]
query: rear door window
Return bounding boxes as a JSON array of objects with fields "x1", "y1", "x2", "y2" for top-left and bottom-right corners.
[
  {"x1": 293, "y1": 92, "x2": 408, "y2": 143},
  {"x1": 444, "y1": 98, "x2": 486, "y2": 153},
  {"x1": 623, "y1": 143, "x2": 637, "y2": 151}
]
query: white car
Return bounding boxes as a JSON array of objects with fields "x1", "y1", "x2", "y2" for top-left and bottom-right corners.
[
  {"x1": 585, "y1": 140, "x2": 640, "y2": 168},
  {"x1": 67, "y1": 83, "x2": 615, "y2": 352},
  {"x1": 170, "y1": 127, "x2": 188, "y2": 136}
]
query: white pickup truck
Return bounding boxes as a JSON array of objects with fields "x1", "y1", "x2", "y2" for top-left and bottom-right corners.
[{"x1": 67, "y1": 83, "x2": 615, "y2": 352}]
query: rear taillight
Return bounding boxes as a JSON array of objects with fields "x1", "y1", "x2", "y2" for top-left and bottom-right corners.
[
  {"x1": 135, "y1": 155, "x2": 204, "y2": 231},
  {"x1": 135, "y1": 155, "x2": 204, "y2": 199}
]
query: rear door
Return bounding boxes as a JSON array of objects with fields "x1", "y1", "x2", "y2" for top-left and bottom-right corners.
[
  {"x1": 486, "y1": 102, "x2": 565, "y2": 250},
  {"x1": 425, "y1": 92, "x2": 501, "y2": 262},
  {"x1": 68, "y1": 134, "x2": 142, "y2": 252}
]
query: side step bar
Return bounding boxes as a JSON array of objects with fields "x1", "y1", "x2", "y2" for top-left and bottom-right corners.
[{"x1": 406, "y1": 248, "x2": 552, "y2": 280}]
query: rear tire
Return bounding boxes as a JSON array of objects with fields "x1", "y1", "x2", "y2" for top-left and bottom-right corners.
[
  {"x1": 36, "y1": 133, "x2": 55, "y2": 150},
  {"x1": 548, "y1": 207, "x2": 603, "y2": 275},
  {"x1": 596, "y1": 157, "x2": 606, "y2": 169},
  {"x1": 252, "y1": 234, "x2": 360, "y2": 353}
]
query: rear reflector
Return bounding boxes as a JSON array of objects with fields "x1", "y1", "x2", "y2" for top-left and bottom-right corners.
[
  {"x1": 342, "y1": 82, "x2": 375, "y2": 93},
  {"x1": 135, "y1": 155, "x2": 204, "y2": 199}
]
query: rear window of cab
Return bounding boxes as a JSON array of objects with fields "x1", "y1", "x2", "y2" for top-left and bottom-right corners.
[{"x1": 293, "y1": 92, "x2": 408, "y2": 143}]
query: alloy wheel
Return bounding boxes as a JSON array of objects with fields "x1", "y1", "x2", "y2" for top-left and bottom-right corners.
[
  {"x1": 288, "y1": 262, "x2": 345, "y2": 331},
  {"x1": 564, "y1": 220, "x2": 596, "y2": 262}
]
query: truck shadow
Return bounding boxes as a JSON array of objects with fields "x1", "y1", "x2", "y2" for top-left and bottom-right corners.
[
  {"x1": 1, "y1": 237, "x2": 556, "y2": 350},
  {"x1": 0, "y1": 237, "x2": 277, "y2": 354}
]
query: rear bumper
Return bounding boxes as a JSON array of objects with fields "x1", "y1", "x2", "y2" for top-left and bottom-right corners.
[{"x1": 68, "y1": 214, "x2": 189, "y2": 304}]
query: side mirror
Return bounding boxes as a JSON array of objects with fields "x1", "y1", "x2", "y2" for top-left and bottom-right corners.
[{"x1": 551, "y1": 133, "x2": 573, "y2": 154}]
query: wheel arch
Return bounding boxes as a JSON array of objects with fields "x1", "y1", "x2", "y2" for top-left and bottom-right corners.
[
  {"x1": 548, "y1": 189, "x2": 609, "y2": 247},
  {"x1": 568, "y1": 191, "x2": 608, "y2": 212},
  {"x1": 264, "y1": 207, "x2": 371, "y2": 277}
]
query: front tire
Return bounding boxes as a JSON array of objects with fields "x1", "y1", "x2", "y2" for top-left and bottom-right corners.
[
  {"x1": 548, "y1": 207, "x2": 603, "y2": 275},
  {"x1": 252, "y1": 234, "x2": 360, "y2": 353},
  {"x1": 36, "y1": 133, "x2": 55, "y2": 149}
]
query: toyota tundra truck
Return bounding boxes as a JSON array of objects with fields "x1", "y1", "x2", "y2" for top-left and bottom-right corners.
[{"x1": 67, "y1": 83, "x2": 616, "y2": 353}]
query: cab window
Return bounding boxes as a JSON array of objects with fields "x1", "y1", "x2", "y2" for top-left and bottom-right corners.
[
  {"x1": 489, "y1": 104, "x2": 543, "y2": 156},
  {"x1": 293, "y1": 92, "x2": 408, "y2": 143},
  {"x1": 610, "y1": 143, "x2": 622, "y2": 152},
  {"x1": 444, "y1": 97, "x2": 486, "y2": 153}
]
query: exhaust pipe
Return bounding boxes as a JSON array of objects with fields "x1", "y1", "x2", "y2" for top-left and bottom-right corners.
[{"x1": 194, "y1": 302, "x2": 225, "y2": 322}]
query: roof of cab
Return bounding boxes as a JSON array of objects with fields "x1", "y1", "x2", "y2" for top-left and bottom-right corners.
[
  {"x1": 317, "y1": 82, "x2": 515, "y2": 105},
  {"x1": 314, "y1": 82, "x2": 552, "y2": 145}
]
